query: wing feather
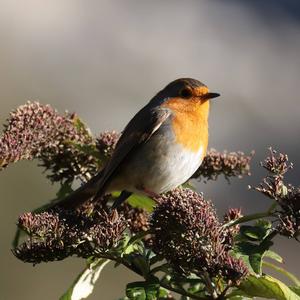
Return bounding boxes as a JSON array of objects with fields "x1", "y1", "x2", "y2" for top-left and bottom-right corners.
[
  {"x1": 94, "y1": 106, "x2": 171, "y2": 195},
  {"x1": 57, "y1": 105, "x2": 171, "y2": 208}
]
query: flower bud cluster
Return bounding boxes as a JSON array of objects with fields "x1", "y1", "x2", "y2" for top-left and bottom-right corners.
[
  {"x1": 150, "y1": 189, "x2": 248, "y2": 284},
  {"x1": 0, "y1": 102, "x2": 98, "y2": 182},
  {"x1": 14, "y1": 206, "x2": 126, "y2": 263},
  {"x1": 193, "y1": 149, "x2": 253, "y2": 181}
]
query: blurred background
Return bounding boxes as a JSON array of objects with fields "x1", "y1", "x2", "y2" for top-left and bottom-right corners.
[{"x1": 0, "y1": 0, "x2": 300, "y2": 299}]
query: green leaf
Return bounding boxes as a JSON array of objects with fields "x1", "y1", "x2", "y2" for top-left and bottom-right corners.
[
  {"x1": 111, "y1": 192, "x2": 155, "y2": 212},
  {"x1": 128, "y1": 254, "x2": 150, "y2": 278},
  {"x1": 234, "y1": 227, "x2": 275, "y2": 275},
  {"x1": 290, "y1": 286, "x2": 300, "y2": 296},
  {"x1": 227, "y1": 296, "x2": 252, "y2": 300},
  {"x1": 126, "y1": 280, "x2": 160, "y2": 300},
  {"x1": 234, "y1": 239, "x2": 273, "y2": 274},
  {"x1": 145, "y1": 282, "x2": 160, "y2": 300},
  {"x1": 114, "y1": 232, "x2": 131, "y2": 253},
  {"x1": 239, "y1": 274, "x2": 300, "y2": 300},
  {"x1": 226, "y1": 287, "x2": 254, "y2": 299},
  {"x1": 123, "y1": 241, "x2": 143, "y2": 256},
  {"x1": 264, "y1": 250, "x2": 283, "y2": 263},
  {"x1": 263, "y1": 261, "x2": 300, "y2": 286},
  {"x1": 68, "y1": 141, "x2": 101, "y2": 161},
  {"x1": 123, "y1": 231, "x2": 150, "y2": 255},
  {"x1": 56, "y1": 181, "x2": 74, "y2": 199},
  {"x1": 256, "y1": 219, "x2": 272, "y2": 229},
  {"x1": 240, "y1": 220, "x2": 271, "y2": 241},
  {"x1": 126, "y1": 282, "x2": 146, "y2": 300},
  {"x1": 127, "y1": 194, "x2": 155, "y2": 212},
  {"x1": 72, "y1": 116, "x2": 91, "y2": 135},
  {"x1": 240, "y1": 225, "x2": 264, "y2": 241},
  {"x1": 60, "y1": 258, "x2": 110, "y2": 300},
  {"x1": 249, "y1": 252, "x2": 266, "y2": 274},
  {"x1": 181, "y1": 181, "x2": 196, "y2": 190},
  {"x1": 268, "y1": 201, "x2": 278, "y2": 213},
  {"x1": 157, "y1": 287, "x2": 170, "y2": 298},
  {"x1": 12, "y1": 228, "x2": 26, "y2": 248},
  {"x1": 227, "y1": 297, "x2": 252, "y2": 300}
]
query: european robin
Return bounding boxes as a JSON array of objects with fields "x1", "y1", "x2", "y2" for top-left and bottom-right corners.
[{"x1": 59, "y1": 78, "x2": 220, "y2": 209}]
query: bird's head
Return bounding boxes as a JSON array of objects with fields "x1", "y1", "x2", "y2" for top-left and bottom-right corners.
[{"x1": 160, "y1": 78, "x2": 220, "y2": 104}]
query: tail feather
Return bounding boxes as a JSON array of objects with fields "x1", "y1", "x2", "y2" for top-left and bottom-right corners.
[{"x1": 55, "y1": 172, "x2": 103, "y2": 209}]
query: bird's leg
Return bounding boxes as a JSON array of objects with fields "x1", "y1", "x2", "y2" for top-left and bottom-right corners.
[
  {"x1": 111, "y1": 190, "x2": 132, "y2": 210},
  {"x1": 137, "y1": 186, "x2": 160, "y2": 204}
]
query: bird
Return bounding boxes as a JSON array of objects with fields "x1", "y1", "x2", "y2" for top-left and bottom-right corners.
[{"x1": 58, "y1": 78, "x2": 220, "y2": 210}]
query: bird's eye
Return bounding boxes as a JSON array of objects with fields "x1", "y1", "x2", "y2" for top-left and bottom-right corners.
[{"x1": 180, "y1": 88, "x2": 193, "y2": 98}]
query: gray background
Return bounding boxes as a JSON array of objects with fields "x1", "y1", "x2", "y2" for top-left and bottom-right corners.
[{"x1": 0, "y1": 0, "x2": 299, "y2": 299}]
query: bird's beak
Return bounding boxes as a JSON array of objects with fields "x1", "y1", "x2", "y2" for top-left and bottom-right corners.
[{"x1": 200, "y1": 92, "x2": 220, "y2": 101}]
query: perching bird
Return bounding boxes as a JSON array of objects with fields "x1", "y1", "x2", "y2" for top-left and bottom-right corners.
[{"x1": 58, "y1": 78, "x2": 220, "y2": 209}]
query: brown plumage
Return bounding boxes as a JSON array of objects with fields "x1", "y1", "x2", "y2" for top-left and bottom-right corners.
[{"x1": 57, "y1": 78, "x2": 220, "y2": 209}]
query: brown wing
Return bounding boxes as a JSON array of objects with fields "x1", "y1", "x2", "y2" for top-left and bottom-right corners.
[
  {"x1": 94, "y1": 105, "x2": 171, "y2": 196},
  {"x1": 57, "y1": 105, "x2": 171, "y2": 209}
]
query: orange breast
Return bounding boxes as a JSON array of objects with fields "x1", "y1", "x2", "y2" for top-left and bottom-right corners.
[{"x1": 162, "y1": 98, "x2": 209, "y2": 155}]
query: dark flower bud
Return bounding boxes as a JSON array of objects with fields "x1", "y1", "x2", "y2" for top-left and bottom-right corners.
[
  {"x1": 224, "y1": 208, "x2": 243, "y2": 223},
  {"x1": 150, "y1": 188, "x2": 248, "y2": 283},
  {"x1": 119, "y1": 203, "x2": 149, "y2": 234},
  {"x1": 0, "y1": 102, "x2": 99, "y2": 183},
  {"x1": 193, "y1": 149, "x2": 253, "y2": 181},
  {"x1": 18, "y1": 211, "x2": 61, "y2": 237},
  {"x1": 277, "y1": 190, "x2": 300, "y2": 237},
  {"x1": 277, "y1": 215, "x2": 300, "y2": 238},
  {"x1": 220, "y1": 252, "x2": 249, "y2": 285},
  {"x1": 13, "y1": 207, "x2": 127, "y2": 264},
  {"x1": 254, "y1": 149, "x2": 300, "y2": 239},
  {"x1": 223, "y1": 208, "x2": 243, "y2": 246},
  {"x1": 96, "y1": 131, "x2": 120, "y2": 158},
  {"x1": 78, "y1": 195, "x2": 150, "y2": 234},
  {"x1": 262, "y1": 148, "x2": 293, "y2": 176}
]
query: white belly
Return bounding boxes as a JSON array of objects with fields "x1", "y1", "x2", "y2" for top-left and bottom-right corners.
[
  {"x1": 108, "y1": 127, "x2": 205, "y2": 194},
  {"x1": 144, "y1": 143, "x2": 204, "y2": 193}
]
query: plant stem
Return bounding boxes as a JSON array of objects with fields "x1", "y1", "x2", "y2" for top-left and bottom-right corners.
[
  {"x1": 263, "y1": 261, "x2": 300, "y2": 286},
  {"x1": 223, "y1": 211, "x2": 273, "y2": 228},
  {"x1": 100, "y1": 253, "x2": 210, "y2": 300},
  {"x1": 149, "y1": 263, "x2": 171, "y2": 275},
  {"x1": 216, "y1": 285, "x2": 231, "y2": 300},
  {"x1": 203, "y1": 272, "x2": 218, "y2": 299}
]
